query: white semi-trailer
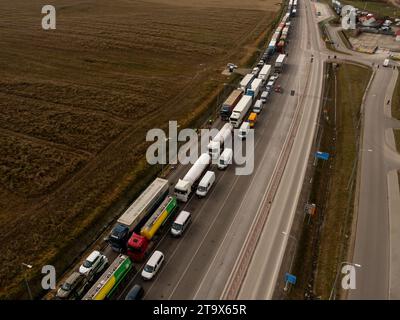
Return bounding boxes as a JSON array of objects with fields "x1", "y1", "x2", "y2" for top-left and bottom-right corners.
[
  {"x1": 246, "y1": 78, "x2": 263, "y2": 99},
  {"x1": 174, "y1": 153, "x2": 211, "y2": 202},
  {"x1": 239, "y1": 74, "x2": 255, "y2": 92},
  {"x1": 257, "y1": 64, "x2": 272, "y2": 83},
  {"x1": 207, "y1": 123, "x2": 233, "y2": 159},
  {"x1": 108, "y1": 178, "x2": 169, "y2": 252},
  {"x1": 229, "y1": 95, "x2": 253, "y2": 128},
  {"x1": 275, "y1": 54, "x2": 286, "y2": 73}
]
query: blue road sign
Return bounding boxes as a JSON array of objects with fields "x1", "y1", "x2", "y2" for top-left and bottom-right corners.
[
  {"x1": 285, "y1": 273, "x2": 297, "y2": 285},
  {"x1": 315, "y1": 151, "x2": 330, "y2": 160}
]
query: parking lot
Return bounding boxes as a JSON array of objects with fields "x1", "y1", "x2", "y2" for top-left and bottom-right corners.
[{"x1": 349, "y1": 31, "x2": 400, "y2": 53}]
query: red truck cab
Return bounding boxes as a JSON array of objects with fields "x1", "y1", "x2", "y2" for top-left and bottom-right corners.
[{"x1": 127, "y1": 233, "x2": 149, "y2": 262}]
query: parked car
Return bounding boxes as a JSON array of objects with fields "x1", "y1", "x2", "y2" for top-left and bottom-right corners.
[
  {"x1": 274, "y1": 85, "x2": 282, "y2": 93},
  {"x1": 260, "y1": 91, "x2": 269, "y2": 104},
  {"x1": 253, "y1": 99, "x2": 263, "y2": 114},
  {"x1": 79, "y1": 250, "x2": 108, "y2": 277},
  {"x1": 56, "y1": 272, "x2": 87, "y2": 300},
  {"x1": 266, "y1": 80, "x2": 275, "y2": 91},
  {"x1": 171, "y1": 210, "x2": 192, "y2": 237},
  {"x1": 125, "y1": 284, "x2": 144, "y2": 300},
  {"x1": 383, "y1": 58, "x2": 390, "y2": 67},
  {"x1": 141, "y1": 251, "x2": 164, "y2": 280}
]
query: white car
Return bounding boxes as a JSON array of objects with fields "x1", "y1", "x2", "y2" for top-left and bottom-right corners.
[
  {"x1": 142, "y1": 251, "x2": 164, "y2": 280},
  {"x1": 269, "y1": 73, "x2": 279, "y2": 82},
  {"x1": 79, "y1": 250, "x2": 108, "y2": 276}
]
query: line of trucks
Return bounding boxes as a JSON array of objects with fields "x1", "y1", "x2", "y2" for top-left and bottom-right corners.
[{"x1": 55, "y1": 3, "x2": 297, "y2": 301}]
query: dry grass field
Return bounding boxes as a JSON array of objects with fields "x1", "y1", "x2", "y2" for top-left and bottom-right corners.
[{"x1": 0, "y1": 0, "x2": 280, "y2": 298}]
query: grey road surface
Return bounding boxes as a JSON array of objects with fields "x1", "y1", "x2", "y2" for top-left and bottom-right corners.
[
  {"x1": 234, "y1": 0, "x2": 326, "y2": 299},
  {"x1": 113, "y1": 2, "x2": 312, "y2": 300}
]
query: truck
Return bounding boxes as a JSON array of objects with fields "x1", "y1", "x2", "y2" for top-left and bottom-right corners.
[
  {"x1": 246, "y1": 78, "x2": 263, "y2": 99},
  {"x1": 257, "y1": 64, "x2": 272, "y2": 83},
  {"x1": 207, "y1": 123, "x2": 233, "y2": 159},
  {"x1": 282, "y1": 26, "x2": 290, "y2": 36},
  {"x1": 239, "y1": 74, "x2": 255, "y2": 92},
  {"x1": 275, "y1": 54, "x2": 286, "y2": 73},
  {"x1": 247, "y1": 112, "x2": 257, "y2": 128},
  {"x1": 82, "y1": 254, "x2": 133, "y2": 300},
  {"x1": 229, "y1": 95, "x2": 253, "y2": 128},
  {"x1": 272, "y1": 32, "x2": 280, "y2": 42},
  {"x1": 267, "y1": 40, "x2": 277, "y2": 55},
  {"x1": 174, "y1": 153, "x2": 211, "y2": 202},
  {"x1": 108, "y1": 178, "x2": 169, "y2": 252},
  {"x1": 127, "y1": 196, "x2": 177, "y2": 261},
  {"x1": 220, "y1": 89, "x2": 243, "y2": 121},
  {"x1": 277, "y1": 40, "x2": 286, "y2": 53}
]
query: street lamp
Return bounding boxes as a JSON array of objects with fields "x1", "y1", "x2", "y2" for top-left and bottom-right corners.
[
  {"x1": 21, "y1": 263, "x2": 33, "y2": 300},
  {"x1": 329, "y1": 261, "x2": 361, "y2": 300}
]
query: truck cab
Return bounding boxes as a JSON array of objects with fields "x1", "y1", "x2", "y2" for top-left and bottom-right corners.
[
  {"x1": 109, "y1": 223, "x2": 130, "y2": 252},
  {"x1": 229, "y1": 111, "x2": 241, "y2": 128},
  {"x1": 174, "y1": 179, "x2": 191, "y2": 202},
  {"x1": 207, "y1": 140, "x2": 220, "y2": 160},
  {"x1": 248, "y1": 113, "x2": 257, "y2": 128},
  {"x1": 220, "y1": 105, "x2": 232, "y2": 121},
  {"x1": 127, "y1": 233, "x2": 149, "y2": 262}
]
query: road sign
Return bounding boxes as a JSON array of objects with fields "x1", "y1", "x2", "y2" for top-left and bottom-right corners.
[
  {"x1": 285, "y1": 273, "x2": 297, "y2": 285},
  {"x1": 315, "y1": 151, "x2": 330, "y2": 160},
  {"x1": 305, "y1": 203, "x2": 316, "y2": 216}
]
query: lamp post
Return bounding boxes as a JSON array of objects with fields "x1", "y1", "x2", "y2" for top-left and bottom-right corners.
[
  {"x1": 329, "y1": 261, "x2": 361, "y2": 300},
  {"x1": 21, "y1": 263, "x2": 33, "y2": 300}
]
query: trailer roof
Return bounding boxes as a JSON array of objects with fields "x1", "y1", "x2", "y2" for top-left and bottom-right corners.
[
  {"x1": 223, "y1": 89, "x2": 243, "y2": 107},
  {"x1": 117, "y1": 178, "x2": 168, "y2": 226}
]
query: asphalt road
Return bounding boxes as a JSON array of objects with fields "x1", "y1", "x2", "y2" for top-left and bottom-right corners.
[
  {"x1": 303, "y1": 1, "x2": 400, "y2": 300},
  {"x1": 111, "y1": 6, "x2": 310, "y2": 300},
  {"x1": 348, "y1": 63, "x2": 398, "y2": 300},
  {"x1": 234, "y1": 0, "x2": 326, "y2": 299},
  {"x1": 60, "y1": 0, "x2": 400, "y2": 301}
]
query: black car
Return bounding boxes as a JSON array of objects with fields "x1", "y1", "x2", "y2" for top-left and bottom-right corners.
[{"x1": 125, "y1": 284, "x2": 144, "y2": 300}]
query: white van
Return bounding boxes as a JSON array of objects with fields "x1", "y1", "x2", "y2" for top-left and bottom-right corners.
[
  {"x1": 266, "y1": 80, "x2": 274, "y2": 91},
  {"x1": 196, "y1": 171, "x2": 216, "y2": 197},
  {"x1": 141, "y1": 251, "x2": 164, "y2": 280},
  {"x1": 238, "y1": 122, "x2": 250, "y2": 139},
  {"x1": 253, "y1": 100, "x2": 263, "y2": 114},
  {"x1": 383, "y1": 58, "x2": 390, "y2": 67},
  {"x1": 79, "y1": 250, "x2": 108, "y2": 277},
  {"x1": 171, "y1": 211, "x2": 191, "y2": 237},
  {"x1": 218, "y1": 148, "x2": 233, "y2": 170},
  {"x1": 261, "y1": 91, "x2": 269, "y2": 103}
]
